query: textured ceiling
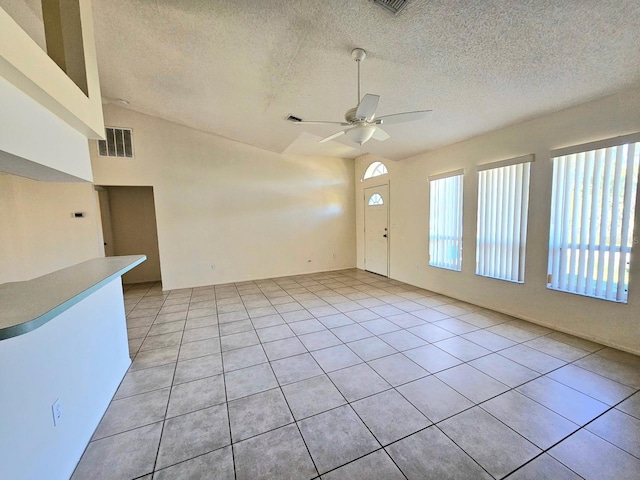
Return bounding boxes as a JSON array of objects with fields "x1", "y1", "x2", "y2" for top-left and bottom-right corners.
[{"x1": 4, "y1": 0, "x2": 640, "y2": 160}]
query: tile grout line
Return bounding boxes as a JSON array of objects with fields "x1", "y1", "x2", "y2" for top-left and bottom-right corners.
[
  {"x1": 216, "y1": 286, "x2": 238, "y2": 480},
  {"x1": 313, "y1": 353, "x2": 411, "y2": 479},
  {"x1": 149, "y1": 287, "x2": 192, "y2": 476},
  {"x1": 256, "y1": 285, "x2": 323, "y2": 478},
  {"x1": 107, "y1": 322, "x2": 639, "y2": 456},
  {"x1": 113, "y1": 273, "x2": 639, "y2": 479}
]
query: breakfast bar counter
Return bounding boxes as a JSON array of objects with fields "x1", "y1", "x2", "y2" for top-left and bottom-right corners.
[
  {"x1": 0, "y1": 255, "x2": 146, "y2": 480},
  {"x1": 0, "y1": 255, "x2": 145, "y2": 340}
]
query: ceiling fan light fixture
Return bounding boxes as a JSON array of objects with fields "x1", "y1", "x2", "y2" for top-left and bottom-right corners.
[
  {"x1": 289, "y1": 46, "x2": 432, "y2": 147},
  {"x1": 345, "y1": 125, "x2": 376, "y2": 145}
]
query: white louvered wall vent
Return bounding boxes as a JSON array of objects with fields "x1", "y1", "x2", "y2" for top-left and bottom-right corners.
[
  {"x1": 97, "y1": 127, "x2": 134, "y2": 158},
  {"x1": 369, "y1": 0, "x2": 410, "y2": 15}
]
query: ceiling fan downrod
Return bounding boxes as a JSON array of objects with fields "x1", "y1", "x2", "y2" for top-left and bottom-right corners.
[{"x1": 352, "y1": 48, "x2": 367, "y2": 104}]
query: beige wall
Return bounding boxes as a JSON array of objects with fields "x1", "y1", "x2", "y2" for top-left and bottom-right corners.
[
  {"x1": 0, "y1": 2, "x2": 105, "y2": 142},
  {"x1": 356, "y1": 86, "x2": 640, "y2": 354},
  {"x1": 0, "y1": 2, "x2": 106, "y2": 285},
  {"x1": 102, "y1": 186, "x2": 161, "y2": 284},
  {"x1": 0, "y1": 173, "x2": 103, "y2": 284},
  {"x1": 91, "y1": 106, "x2": 357, "y2": 290}
]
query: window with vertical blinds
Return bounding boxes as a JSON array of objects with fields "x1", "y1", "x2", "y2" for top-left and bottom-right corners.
[
  {"x1": 476, "y1": 155, "x2": 532, "y2": 283},
  {"x1": 547, "y1": 134, "x2": 640, "y2": 303},
  {"x1": 429, "y1": 171, "x2": 463, "y2": 271}
]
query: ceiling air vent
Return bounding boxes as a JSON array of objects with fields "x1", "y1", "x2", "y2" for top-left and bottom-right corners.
[
  {"x1": 97, "y1": 127, "x2": 134, "y2": 158},
  {"x1": 369, "y1": 0, "x2": 410, "y2": 15}
]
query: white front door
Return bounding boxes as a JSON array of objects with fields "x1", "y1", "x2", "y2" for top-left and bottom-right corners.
[{"x1": 364, "y1": 184, "x2": 389, "y2": 276}]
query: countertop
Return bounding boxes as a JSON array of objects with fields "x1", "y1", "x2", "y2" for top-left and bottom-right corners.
[{"x1": 0, "y1": 255, "x2": 146, "y2": 340}]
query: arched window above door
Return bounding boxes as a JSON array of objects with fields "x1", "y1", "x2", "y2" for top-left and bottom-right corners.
[
  {"x1": 368, "y1": 193, "x2": 384, "y2": 206},
  {"x1": 363, "y1": 161, "x2": 388, "y2": 180}
]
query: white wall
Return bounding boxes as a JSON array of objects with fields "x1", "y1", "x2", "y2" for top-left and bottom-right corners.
[
  {"x1": 91, "y1": 106, "x2": 357, "y2": 290},
  {"x1": 0, "y1": 278, "x2": 131, "y2": 480},
  {"x1": 356, "y1": 86, "x2": 640, "y2": 354},
  {"x1": 0, "y1": 173, "x2": 103, "y2": 284},
  {"x1": 0, "y1": 75, "x2": 93, "y2": 182}
]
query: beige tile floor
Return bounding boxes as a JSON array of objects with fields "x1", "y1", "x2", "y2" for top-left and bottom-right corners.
[{"x1": 71, "y1": 269, "x2": 640, "y2": 479}]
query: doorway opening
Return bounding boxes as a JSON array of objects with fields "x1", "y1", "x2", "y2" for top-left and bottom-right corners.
[{"x1": 96, "y1": 186, "x2": 161, "y2": 285}]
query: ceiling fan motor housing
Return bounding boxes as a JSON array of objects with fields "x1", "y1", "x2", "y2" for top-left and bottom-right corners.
[{"x1": 345, "y1": 107, "x2": 359, "y2": 123}]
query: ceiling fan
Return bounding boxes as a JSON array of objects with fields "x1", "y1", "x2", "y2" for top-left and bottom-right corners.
[{"x1": 287, "y1": 48, "x2": 432, "y2": 146}]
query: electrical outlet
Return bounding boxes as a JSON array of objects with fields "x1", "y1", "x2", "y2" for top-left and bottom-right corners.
[{"x1": 52, "y1": 399, "x2": 62, "y2": 426}]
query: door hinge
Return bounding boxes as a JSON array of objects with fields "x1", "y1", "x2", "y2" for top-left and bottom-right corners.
[{"x1": 547, "y1": 274, "x2": 552, "y2": 284}]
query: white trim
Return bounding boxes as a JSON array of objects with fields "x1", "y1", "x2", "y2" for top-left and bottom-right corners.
[
  {"x1": 428, "y1": 168, "x2": 464, "y2": 182},
  {"x1": 362, "y1": 161, "x2": 388, "y2": 180},
  {"x1": 551, "y1": 132, "x2": 640, "y2": 158},
  {"x1": 477, "y1": 154, "x2": 534, "y2": 172}
]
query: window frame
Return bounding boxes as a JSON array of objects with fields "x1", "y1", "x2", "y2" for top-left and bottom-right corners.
[
  {"x1": 367, "y1": 193, "x2": 384, "y2": 206},
  {"x1": 363, "y1": 161, "x2": 388, "y2": 180}
]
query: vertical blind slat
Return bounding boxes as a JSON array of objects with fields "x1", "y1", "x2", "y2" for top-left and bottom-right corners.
[
  {"x1": 478, "y1": 172, "x2": 484, "y2": 274},
  {"x1": 497, "y1": 168, "x2": 504, "y2": 278},
  {"x1": 549, "y1": 157, "x2": 563, "y2": 289},
  {"x1": 518, "y1": 163, "x2": 531, "y2": 281},
  {"x1": 505, "y1": 165, "x2": 515, "y2": 280},
  {"x1": 568, "y1": 153, "x2": 582, "y2": 292},
  {"x1": 510, "y1": 164, "x2": 521, "y2": 282},
  {"x1": 617, "y1": 143, "x2": 637, "y2": 301},
  {"x1": 586, "y1": 150, "x2": 602, "y2": 296},
  {"x1": 559, "y1": 155, "x2": 573, "y2": 291},
  {"x1": 606, "y1": 147, "x2": 624, "y2": 300},
  {"x1": 596, "y1": 148, "x2": 615, "y2": 296}
]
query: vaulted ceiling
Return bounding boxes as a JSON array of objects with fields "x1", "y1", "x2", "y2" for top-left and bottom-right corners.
[{"x1": 5, "y1": 0, "x2": 640, "y2": 160}]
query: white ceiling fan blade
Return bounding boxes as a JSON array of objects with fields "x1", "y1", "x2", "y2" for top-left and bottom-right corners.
[
  {"x1": 371, "y1": 127, "x2": 390, "y2": 141},
  {"x1": 375, "y1": 110, "x2": 432, "y2": 125},
  {"x1": 288, "y1": 119, "x2": 350, "y2": 126},
  {"x1": 355, "y1": 94, "x2": 380, "y2": 120},
  {"x1": 319, "y1": 130, "x2": 346, "y2": 143}
]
